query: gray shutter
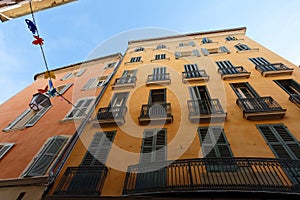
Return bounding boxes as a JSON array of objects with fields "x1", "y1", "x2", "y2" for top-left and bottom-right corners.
[
  {"x1": 257, "y1": 124, "x2": 300, "y2": 160},
  {"x1": 25, "y1": 106, "x2": 51, "y2": 127},
  {"x1": 201, "y1": 48, "x2": 209, "y2": 56},
  {"x1": 25, "y1": 136, "x2": 67, "y2": 176},
  {"x1": 75, "y1": 68, "x2": 86, "y2": 77},
  {"x1": 189, "y1": 41, "x2": 195, "y2": 46},
  {"x1": 82, "y1": 78, "x2": 96, "y2": 90},
  {"x1": 81, "y1": 132, "x2": 115, "y2": 166},
  {"x1": 155, "y1": 130, "x2": 166, "y2": 162},
  {"x1": 219, "y1": 46, "x2": 230, "y2": 53},
  {"x1": 3, "y1": 109, "x2": 31, "y2": 131},
  {"x1": 175, "y1": 52, "x2": 181, "y2": 59},
  {"x1": 192, "y1": 49, "x2": 200, "y2": 57},
  {"x1": 0, "y1": 143, "x2": 14, "y2": 159},
  {"x1": 60, "y1": 72, "x2": 73, "y2": 81},
  {"x1": 57, "y1": 83, "x2": 73, "y2": 95}
]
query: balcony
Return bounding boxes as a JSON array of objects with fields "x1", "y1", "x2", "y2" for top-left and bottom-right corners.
[
  {"x1": 112, "y1": 76, "x2": 137, "y2": 89},
  {"x1": 123, "y1": 158, "x2": 300, "y2": 195},
  {"x1": 289, "y1": 94, "x2": 300, "y2": 108},
  {"x1": 94, "y1": 106, "x2": 127, "y2": 126},
  {"x1": 54, "y1": 166, "x2": 108, "y2": 196},
  {"x1": 138, "y1": 103, "x2": 173, "y2": 125},
  {"x1": 146, "y1": 74, "x2": 171, "y2": 86},
  {"x1": 182, "y1": 70, "x2": 209, "y2": 83},
  {"x1": 218, "y1": 66, "x2": 251, "y2": 80},
  {"x1": 187, "y1": 99, "x2": 227, "y2": 123},
  {"x1": 255, "y1": 63, "x2": 294, "y2": 77},
  {"x1": 236, "y1": 96, "x2": 286, "y2": 120}
]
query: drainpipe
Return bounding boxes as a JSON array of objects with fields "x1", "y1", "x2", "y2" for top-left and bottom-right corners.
[{"x1": 44, "y1": 54, "x2": 123, "y2": 195}]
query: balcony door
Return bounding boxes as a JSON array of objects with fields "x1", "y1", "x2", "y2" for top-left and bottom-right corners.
[
  {"x1": 120, "y1": 70, "x2": 137, "y2": 84},
  {"x1": 189, "y1": 86, "x2": 211, "y2": 114},
  {"x1": 216, "y1": 60, "x2": 239, "y2": 74},
  {"x1": 184, "y1": 64, "x2": 200, "y2": 78},
  {"x1": 148, "y1": 89, "x2": 166, "y2": 104},
  {"x1": 109, "y1": 92, "x2": 129, "y2": 117},
  {"x1": 152, "y1": 67, "x2": 166, "y2": 81}
]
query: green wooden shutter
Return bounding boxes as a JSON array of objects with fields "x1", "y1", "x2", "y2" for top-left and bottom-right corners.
[
  {"x1": 140, "y1": 129, "x2": 166, "y2": 163},
  {"x1": 25, "y1": 136, "x2": 67, "y2": 176},
  {"x1": 25, "y1": 106, "x2": 51, "y2": 127},
  {"x1": 82, "y1": 78, "x2": 96, "y2": 90},
  {"x1": 257, "y1": 124, "x2": 300, "y2": 159},
  {"x1": 81, "y1": 131, "x2": 116, "y2": 167}
]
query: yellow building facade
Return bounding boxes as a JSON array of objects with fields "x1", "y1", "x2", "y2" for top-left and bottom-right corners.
[{"x1": 45, "y1": 27, "x2": 300, "y2": 199}]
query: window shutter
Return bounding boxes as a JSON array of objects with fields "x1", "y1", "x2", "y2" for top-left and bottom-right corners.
[
  {"x1": 0, "y1": 143, "x2": 14, "y2": 159},
  {"x1": 179, "y1": 43, "x2": 184, "y2": 47},
  {"x1": 57, "y1": 83, "x2": 73, "y2": 96},
  {"x1": 81, "y1": 132, "x2": 115, "y2": 166},
  {"x1": 201, "y1": 48, "x2": 209, "y2": 56},
  {"x1": 25, "y1": 106, "x2": 51, "y2": 127},
  {"x1": 219, "y1": 46, "x2": 230, "y2": 53},
  {"x1": 82, "y1": 78, "x2": 96, "y2": 90},
  {"x1": 75, "y1": 68, "x2": 86, "y2": 77},
  {"x1": 3, "y1": 109, "x2": 31, "y2": 131},
  {"x1": 60, "y1": 72, "x2": 73, "y2": 81},
  {"x1": 104, "y1": 73, "x2": 113, "y2": 85},
  {"x1": 155, "y1": 130, "x2": 166, "y2": 162},
  {"x1": 25, "y1": 136, "x2": 67, "y2": 177},
  {"x1": 175, "y1": 52, "x2": 181, "y2": 59},
  {"x1": 192, "y1": 49, "x2": 200, "y2": 57},
  {"x1": 257, "y1": 124, "x2": 300, "y2": 160},
  {"x1": 189, "y1": 41, "x2": 195, "y2": 46}
]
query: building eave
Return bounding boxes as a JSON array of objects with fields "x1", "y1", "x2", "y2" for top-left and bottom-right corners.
[{"x1": 0, "y1": 176, "x2": 48, "y2": 187}]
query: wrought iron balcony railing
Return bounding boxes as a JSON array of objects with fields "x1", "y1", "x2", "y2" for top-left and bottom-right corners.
[
  {"x1": 255, "y1": 63, "x2": 293, "y2": 77},
  {"x1": 289, "y1": 94, "x2": 300, "y2": 108},
  {"x1": 146, "y1": 73, "x2": 171, "y2": 86},
  {"x1": 182, "y1": 70, "x2": 209, "y2": 83},
  {"x1": 236, "y1": 96, "x2": 286, "y2": 120},
  {"x1": 54, "y1": 166, "x2": 108, "y2": 196},
  {"x1": 123, "y1": 157, "x2": 300, "y2": 195},
  {"x1": 112, "y1": 76, "x2": 137, "y2": 89},
  {"x1": 96, "y1": 106, "x2": 127, "y2": 125},
  {"x1": 217, "y1": 66, "x2": 250, "y2": 80},
  {"x1": 187, "y1": 99, "x2": 227, "y2": 122},
  {"x1": 138, "y1": 103, "x2": 173, "y2": 125}
]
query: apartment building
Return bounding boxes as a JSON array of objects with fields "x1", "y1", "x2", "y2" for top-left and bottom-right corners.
[
  {"x1": 0, "y1": 53, "x2": 122, "y2": 200},
  {"x1": 45, "y1": 27, "x2": 300, "y2": 199}
]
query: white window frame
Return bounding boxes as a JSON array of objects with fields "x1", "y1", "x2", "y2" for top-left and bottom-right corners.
[{"x1": 64, "y1": 97, "x2": 95, "y2": 120}]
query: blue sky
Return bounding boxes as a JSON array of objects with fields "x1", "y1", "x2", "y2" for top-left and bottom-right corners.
[{"x1": 0, "y1": 0, "x2": 300, "y2": 104}]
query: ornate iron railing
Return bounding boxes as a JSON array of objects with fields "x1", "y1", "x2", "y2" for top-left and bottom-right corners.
[
  {"x1": 54, "y1": 166, "x2": 108, "y2": 196},
  {"x1": 147, "y1": 73, "x2": 170, "y2": 82},
  {"x1": 218, "y1": 66, "x2": 250, "y2": 75},
  {"x1": 97, "y1": 106, "x2": 127, "y2": 121},
  {"x1": 236, "y1": 96, "x2": 285, "y2": 113},
  {"x1": 187, "y1": 99, "x2": 225, "y2": 115},
  {"x1": 123, "y1": 158, "x2": 300, "y2": 195},
  {"x1": 255, "y1": 63, "x2": 292, "y2": 72},
  {"x1": 182, "y1": 70, "x2": 209, "y2": 79},
  {"x1": 138, "y1": 103, "x2": 173, "y2": 124}
]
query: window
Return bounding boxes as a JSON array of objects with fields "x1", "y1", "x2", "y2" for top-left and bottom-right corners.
[
  {"x1": 202, "y1": 37, "x2": 213, "y2": 44},
  {"x1": 3, "y1": 106, "x2": 51, "y2": 131},
  {"x1": 274, "y1": 79, "x2": 300, "y2": 96},
  {"x1": 113, "y1": 70, "x2": 137, "y2": 87},
  {"x1": 216, "y1": 60, "x2": 237, "y2": 73},
  {"x1": 0, "y1": 143, "x2": 14, "y2": 159},
  {"x1": 23, "y1": 136, "x2": 68, "y2": 177},
  {"x1": 184, "y1": 64, "x2": 203, "y2": 78},
  {"x1": 149, "y1": 88, "x2": 166, "y2": 104},
  {"x1": 175, "y1": 49, "x2": 200, "y2": 59},
  {"x1": 104, "y1": 62, "x2": 117, "y2": 69},
  {"x1": 230, "y1": 82, "x2": 259, "y2": 98},
  {"x1": 82, "y1": 76, "x2": 109, "y2": 90},
  {"x1": 60, "y1": 72, "x2": 73, "y2": 81},
  {"x1": 135, "y1": 47, "x2": 144, "y2": 52},
  {"x1": 64, "y1": 97, "x2": 95, "y2": 120},
  {"x1": 151, "y1": 67, "x2": 168, "y2": 81},
  {"x1": 249, "y1": 57, "x2": 270, "y2": 66},
  {"x1": 235, "y1": 43, "x2": 251, "y2": 51},
  {"x1": 49, "y1": 83, "x2": 73, "y2": 96},
  {"x1": 110, "y1": 92, "x2": 129, "y2": 107},
  {"x1": 156, "y1": 44, "x2": 166, "y2": 49},
  {"x1": 154, "y1": 54, "x2": 166, "y2": 60},
  {"x1": 257, "y1": 124, "x2": 300, "y2": 159},
  {"x1": 16, "y1": 192, "x2": 26, "y2": 200},
  {"x1": 179, "y1": 41, "x2": 195, "y2": 47},
  {"x1": 202, "y1": 46, "x2": 230, "y2": 55},
  {"x1": 74, "y1": 68, "x2": 87, "y2": 77},
  {"x1": 225, "y1": 35, "x2": 238, "y2": 41},
  {"x1": 130, "y1": 56, "x2": 142, "y2": 63},
  {"x1": 140, "y1": 129, "x2": 166, "y2": 163},
  {"x1": 81, "y1": 131, "x2": 116, "y2": 166}
]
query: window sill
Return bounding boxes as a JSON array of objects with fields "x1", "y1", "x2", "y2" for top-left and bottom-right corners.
[
  {"x1": 236, "y1": 48, "x2": 259, "y2": 53},
  {"x1": 124, "y1": 61, "x2": 143, "y2": 65},
  {"x1": 150, "y1": 58, "x2": 170, "y2": 62}
]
